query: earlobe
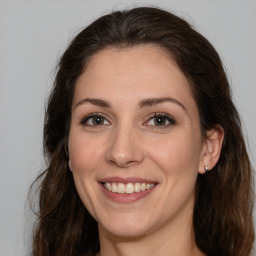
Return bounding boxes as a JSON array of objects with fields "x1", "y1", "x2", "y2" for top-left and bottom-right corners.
[
  {"x1": 69, "y1": 159, "x2": 72, "y2": 172},
  {"x1": 199, "y1": 125, "x2": 224, "y2": 174}
]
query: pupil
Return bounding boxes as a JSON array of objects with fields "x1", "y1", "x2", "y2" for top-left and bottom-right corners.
[
  {"x1": 93, "y1": 117, "x2": 103, "y2": 125},
  {"x1": 154, "y1": 117, "x2": 166, "y2": 125}
]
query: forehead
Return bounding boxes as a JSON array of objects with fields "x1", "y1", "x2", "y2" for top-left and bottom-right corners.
[{"x1": 74, "y1": 45, "x2": 195, "y2": 107}]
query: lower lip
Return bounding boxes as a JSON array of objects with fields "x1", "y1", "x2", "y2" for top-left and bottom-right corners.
[{"x1": 100, "y1": 183, "x2": 157, "y2": 203}]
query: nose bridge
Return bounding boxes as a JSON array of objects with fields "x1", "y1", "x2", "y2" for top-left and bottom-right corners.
[{"x1": 105, "y1": 120, "x2": 144, "y2": 167}]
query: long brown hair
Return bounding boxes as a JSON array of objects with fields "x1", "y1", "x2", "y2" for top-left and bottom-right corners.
[{"x1": 30, "y1": 6, "x2": 254, "y2": 256}]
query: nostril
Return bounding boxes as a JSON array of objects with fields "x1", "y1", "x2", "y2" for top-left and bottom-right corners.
[{"x1": 108, "y1": 159, "x2": 139, "y2": 168}]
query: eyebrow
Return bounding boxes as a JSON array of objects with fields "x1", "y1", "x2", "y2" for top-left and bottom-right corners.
[
  {"x1": 74, "y1": 97, "x2": 186, "y2": 112},
  {"x1": 74, "y1": 98, "x2": 111, "y2": 109},
  {"x1": 139, "y1": 97, "x2": 187, "y2": 112}
]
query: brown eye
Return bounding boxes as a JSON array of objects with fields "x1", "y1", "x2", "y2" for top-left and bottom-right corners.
[
  {"x1": 81, "y1": 114, "x2": 110, "y2": 126},
  {"x1": 92, "y1": 116, "x2": 105, "y2": 125},
  {"x1": 154, "y1": 116, "x2": 168, "y2": 126},
  {"x1": 146, "y1": 113, "x2": 176, "y2": 127}
]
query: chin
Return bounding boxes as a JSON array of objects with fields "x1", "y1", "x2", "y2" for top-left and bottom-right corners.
[{"x1": 98, "y1": 213, "x2": 153, "y2": 239}]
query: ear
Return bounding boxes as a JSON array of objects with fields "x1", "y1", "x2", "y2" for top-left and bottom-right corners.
[
  {"x1": 198, "y1": 125, "x2": 224, "y2": 174},
  {"x1": 69, "y1": 159, "x2": 72, "y2": 172}
]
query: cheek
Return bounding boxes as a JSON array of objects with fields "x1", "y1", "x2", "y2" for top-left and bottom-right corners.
[
  {"x1": 68, "y1": 133, "x2": 103, "y2": 173},
  {"x1": 68, "y1": 133, "x2": 105, "y2": 217},
  {"x1": 147, "y1": 133, "x2": 201, "y2": 215},
  {"x1": 147, "y1": 132, "x2": 202, "y2": 176}
]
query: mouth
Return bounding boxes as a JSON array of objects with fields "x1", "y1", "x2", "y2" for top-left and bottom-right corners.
[
  {"x1": 102, "y1": 182, "x2": 156, "y2": 194},
  {"x1": 99, "y1": 177, "x2": 158, "y2": 203}
]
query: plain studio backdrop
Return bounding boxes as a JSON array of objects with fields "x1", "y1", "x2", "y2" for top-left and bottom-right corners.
[{"x1": 0, "y1": 0, "x2": 255, "y2": 255}]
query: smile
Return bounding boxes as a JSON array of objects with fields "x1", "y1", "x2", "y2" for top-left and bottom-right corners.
[
  {"x1": 99, "y1": 177, "x2": 158, "y2": 203},
  {"x1": 102, "y1": 182, "x2": 155, "y2": 194}
]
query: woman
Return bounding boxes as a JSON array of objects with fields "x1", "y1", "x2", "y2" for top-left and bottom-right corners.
[{"x1": 31, "y1": 6, "x2": 254, "y2": 256}]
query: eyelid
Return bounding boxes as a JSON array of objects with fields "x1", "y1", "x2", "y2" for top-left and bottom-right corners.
[
  {"x1": 78, "y1": 112, "x2": 176, "y2": 128},
  {"x1": 143, "y1": 112, "x2": 176, "y2": 127},
  {"x1": 80, "y1": 112, "x2": 111, "y2": 126}
]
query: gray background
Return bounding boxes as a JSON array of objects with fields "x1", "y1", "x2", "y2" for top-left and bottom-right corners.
[{"x1": 0, "y1": 0, "x2": 255, "y2": 255}]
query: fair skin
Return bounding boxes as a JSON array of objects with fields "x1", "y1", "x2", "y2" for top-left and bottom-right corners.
[{"x1": 68, "y1": 45, "x2": 223, "y2": 256}]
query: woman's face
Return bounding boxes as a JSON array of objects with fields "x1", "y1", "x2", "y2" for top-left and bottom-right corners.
[{"x1": 68, "y1": 45, "x2": 207, "y2": 238}]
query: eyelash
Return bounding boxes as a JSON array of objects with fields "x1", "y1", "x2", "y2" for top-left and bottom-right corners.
[
  {"x1": 80, "y1": 113, "x2": 110, "y2": 126},
  {"x1": 79, "y1": 112, "x2": 176, "y2": 128},
  {"x1": 146, "y1": 113, "x2": 176, "y2": 127}
]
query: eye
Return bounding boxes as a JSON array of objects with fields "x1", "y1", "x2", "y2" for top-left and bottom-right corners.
[
  {"x1": 80, "y1": 113, "x2": 110, "y2": 126},
  {"x1": 145, "y1": 113, "x2": 176, "y2": 127}
]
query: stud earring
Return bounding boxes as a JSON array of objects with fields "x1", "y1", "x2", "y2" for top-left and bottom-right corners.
[{"x1": 204, "y1": 166, "x2": 210, "y2": 173}]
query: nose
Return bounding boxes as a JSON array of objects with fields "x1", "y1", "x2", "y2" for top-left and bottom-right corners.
[{"x1": 105, "y1": 124, "x2": 144, "y2": 168}]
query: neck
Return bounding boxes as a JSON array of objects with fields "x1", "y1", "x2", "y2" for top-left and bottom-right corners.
[{"x1": 97, "y1": 211, "x2": 205, "y2": 256}]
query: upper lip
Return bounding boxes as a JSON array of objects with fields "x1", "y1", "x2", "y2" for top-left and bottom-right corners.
[{"x1": 99, "y1": 177, "x2": 158, "y2": 184}]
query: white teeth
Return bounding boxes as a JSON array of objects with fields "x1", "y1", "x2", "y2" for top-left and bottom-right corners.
[
  {"x1": 141, "y1": 183, "x2": 146, "y2": 191},
  {"x1": 103, "y1": 182, "x2": 155, "y2": 194},
  {"x1": 117, "y1": 183, "x2": 125, "y2": 193},
  {"x1": 134, "y1": 183, "x2": 141, "y2": 192},
  {"x1": 126, "y1": 183, "x2": 134, "y2": 193},
  {"x1": 146, "y1": 184, "x2": 154, "y2": 189},
  {"x1": 112, "y1": 183, "x2": 117, "y2": 192},
  {"x1": 106, "y1": 183, "x2": 112, "y2": 191}
]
